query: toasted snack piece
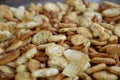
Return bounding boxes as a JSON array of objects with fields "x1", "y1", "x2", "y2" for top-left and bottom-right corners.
[
  {"x1": 16, "y1": 64, "x2": 28, "y2": 72},
  {"x1": 0, "y1": 30, "x2": 12, "y2": 42},
  {"x1": 56, "y1": 2, "x2": 68, "y2": 11},
  {"x1": 63, "y1": 76, "x2": 79, "y2": 80},
  {"x1": 32, "y1": 30, "x2": 52, "y2": 45},
  {"x1": 0, "y1": 65, "x2": 14, "y2": 74},
  {"x1": 57, "y1": 11, "x2": 66, "y2": 22},
  {"x1": 90, "y1": 39, "x2": 107, "y2": 46},
  {"x1": 103, "y1": 1, "x2": 120, "y2": 8},
  {"x1": 58, "y1": 27, "x2": 77, "y2": 33},
  {"x1": 63, "y1": 49, "x2": 90, "y2": 77},
  {"x1": 33, "y1": 15, "x2": 43, "y2": 25},
  {"x1": 16, "y1": 47, "x2": 37, "y2": 65},
  {"x1": 6, "y1": 62, "x2": 17, "y2": 68},
  {"x1": 113, "y1": 26, "x2": 120, "y2": 37},
  {"x1": 83, "y1": 11, "x2": 102, "y2": 21},
  {"x1": 46, "y1": 76, "x2": 56, "y2": 80},
  {"x1": 64, "y1": 12, "x2": 79, "y2": 24},
  {"x1": 0, "y1": 48, "x2": 4, "y2": 53},
  {"x1": 64, "y1": 49, "x2": 82, "y2": 61},
  {"x1": 71, "y1": 34, "x2": 90, "y2": 47},
  {"x1": 54, "y1": 73, "x2": 65, "y2": 80},
  {"x1": 100, "y1": 44, "x2": 120, "y2": 56},
  {"x1": 87, "y1": 2, "x2": 99, "y2": 11},
  {"x1": 106, "y1": 44, "x2": 120, "y2": 56},
  {"x1": 66, "y1": 0, "x2": 86, "y2": 12},
  {"x1": 17, "y1": 29, "x2": 31, "y2": 37},
  {"x1": 92, "y1": 71, "x2": 118, "y2": 80},
  {"x1": 0, "y1": 5, "x2": 13, "y2": 21},
  {"x1": 27, "y1": 59, "x2": 41, "y2": 72},
  {"x1": 45, "y1": 44, "x2": 64, "y2": 56},
  {"x1": 48, "y1": 35, "x2": 66, "y2": 42},
  {"x1": 6, "y1": 41, "x2": 23, "y2": 51},
  {"x1": 59, "y1": 23, "x2": 77, "y2": 28},
  {"x1": 62, "y1": 43, "x2": 70, "y2": 50},
  {"x1": 108, "y1": 35, "x2": 118, "y2": 44},
  {"x1": 79, "y1": 16, "x2": 92, "y2": 27},
  {"x1": 99, "y1": 22, "x2": 114, "y2": 30},
  {"x1": 10, "y1": 6, "x2": 25, "y2": 20},
  {"x1": 102, "y1": 8, "x2": 120, "y2": 17},
  {"x1": 62, "y1": 62, "x2": 88, "y2": 77},
  {"x1": 86, "y1": 63, "x2": 107, "y2": 74},
  {"x1": 29, "y1": 3, "x2": 43, "y2": 13},
  {"x1": 18, "y1": 31, "x2": 33, "y2": 40},
  {"x1": 43, "y1": 2, "x2": 60, "y2": 12},
  {"x1": 80, "y1": 73, "x2": 92, "y2": 80},
  {"x1": 0, "y1": 22, "x2": 10, "y2": 31},
  {"x1": 0, "y1": 50, "x2": 20, "y2": 65},
  {"x1": 107, "y1": 66, "x2": 120, "y2": 76},
  {"x1": 16, "y1": 21, "x2": 39, "y2": 29},
  {"x1": 32, "y1": 68, "x2": 59, "y2": 77},
  {"x1": 90, "y1": 23, "x2": 110, "y2": 41},
  {"x1": 91, "y1": 57, "x2": 116, "y2": 65},
  {"x1": 23, "y1": 11, "x2": 32, "y2": 21},
  {"x1": 37, "y1": 43, "x2": 55, "y2": 50},
  {"x1": 15, "y1": 72, "x2": 35, "y2": 80},
  {"x1": 0, "y1": 65, "x2": 14, "y2": 80},
  {"x1": 22, "y1": 37, "x2": 32, "y2": 46},
  {"x1": 77, "y1": 27, "x2": 92, "y2": 38},
  {"x1": 48, "y1": 56, "x2": 68, "y2": 70}
]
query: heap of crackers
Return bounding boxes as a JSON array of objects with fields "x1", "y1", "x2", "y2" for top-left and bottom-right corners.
[{"x1": 0, "y1": 0, "x2": 120, "y2": 80}]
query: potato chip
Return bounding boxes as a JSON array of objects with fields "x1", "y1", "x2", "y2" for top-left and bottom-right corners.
[{"x1": 63, "y1": 49, "x2": 90, "y2": 77}]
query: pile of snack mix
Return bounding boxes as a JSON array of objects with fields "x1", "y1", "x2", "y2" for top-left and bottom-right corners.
[{"x1": 0, "y1": 0, "x2": 120, "y2": 80}]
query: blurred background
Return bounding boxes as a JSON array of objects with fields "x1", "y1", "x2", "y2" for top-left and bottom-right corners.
[{"x1": 0, "y1": 0, "x2": 120, "y2": 7}]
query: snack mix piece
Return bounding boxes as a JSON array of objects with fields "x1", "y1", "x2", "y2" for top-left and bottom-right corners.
[{"x1": 0, "y1": 0, "x2": 120, "y2": 80}]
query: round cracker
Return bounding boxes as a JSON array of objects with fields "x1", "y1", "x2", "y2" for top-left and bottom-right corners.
[{"x1": 32, "y1": 30, "x2": 52, "y2": 45}]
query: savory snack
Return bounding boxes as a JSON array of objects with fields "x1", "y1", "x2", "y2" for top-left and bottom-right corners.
[{"x1": 0, "y1": 0, "x2": 120, "y2": 80}]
